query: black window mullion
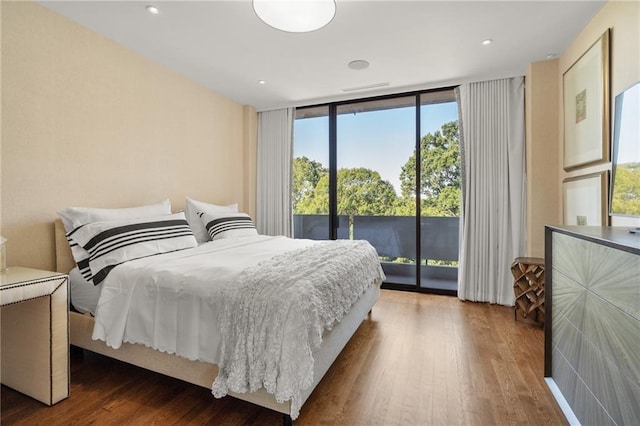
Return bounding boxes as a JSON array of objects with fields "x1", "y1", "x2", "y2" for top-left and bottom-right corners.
[
  {"x1": 328, "y1": 104, "x2": 338, "y2": 240},
  {"x1": 415, "y1": 95, "x2": 422, "y2": 290}
]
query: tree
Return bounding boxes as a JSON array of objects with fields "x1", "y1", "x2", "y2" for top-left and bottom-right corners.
[
  {"x1": 399, "y1": 120, "x2": 460, "y2": 216},
  {"x1": 292, "y1": 120, "x2": 461, "y2": 218},
  {"x1": 336, "y1": 168, "x2": 397, "y2": 216},
  {"x1": 292, "y1": 156, "x2": 327, "y2": 214},
  {"x1": 611, "y1": 163, "x2": 640, "y2": 216},
  {"x1": 295, "y1": 167, "x2": 397, "y2": 216}
]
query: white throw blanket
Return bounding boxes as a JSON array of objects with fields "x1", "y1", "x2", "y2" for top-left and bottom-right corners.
[{"x1": 211, "y1": 239, "x2": 385, "y2": 419}]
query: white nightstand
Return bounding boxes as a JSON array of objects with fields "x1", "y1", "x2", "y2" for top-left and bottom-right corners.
[{"x1": 0, "y1": 267, "x2": 69, "y2": 405}]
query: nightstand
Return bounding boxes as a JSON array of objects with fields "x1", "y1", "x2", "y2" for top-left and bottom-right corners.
[{"x1": 0, "y1": 267, "x2": 69, "y2": 405}]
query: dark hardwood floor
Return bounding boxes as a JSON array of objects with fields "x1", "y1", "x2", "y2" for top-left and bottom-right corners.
[{"x1": 1, "y1": 290, "x2": 567, "y2": 425}]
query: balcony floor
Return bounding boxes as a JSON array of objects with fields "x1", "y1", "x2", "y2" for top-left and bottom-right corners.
[{"x1": 383, "y1": 272, "x2": 458, "y2": 292}]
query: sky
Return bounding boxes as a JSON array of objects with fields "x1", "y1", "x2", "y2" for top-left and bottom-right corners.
[
  {"x1": 294, "y1": 101, "x2": 459, "y2": 194},
  {"x1": 614, "y1": 82, "x2": 639, "y2": 164}
]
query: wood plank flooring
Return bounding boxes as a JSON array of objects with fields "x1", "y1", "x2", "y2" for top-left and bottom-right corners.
[{"x1": 1, "y1": 290, "x2": 567, "y2": 425}]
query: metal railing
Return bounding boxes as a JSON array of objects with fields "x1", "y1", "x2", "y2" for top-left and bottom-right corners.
[{"x1": 293, "y1": 214, "x2": 459, "y2": 288}]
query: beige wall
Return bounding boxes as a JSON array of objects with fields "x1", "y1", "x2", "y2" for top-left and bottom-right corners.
[
  {"x1": 525, "y1": 59, "x2": 561, "y2": 258},
  {"x1": 525, "y1": 0, "x2": 640, "y2": 257},
  {"x1": 558, "y1": 0, "x2": 640, "y2": 227},
  {"x1": 1, "y1": 2, "x2": 257, "y2": 271}
]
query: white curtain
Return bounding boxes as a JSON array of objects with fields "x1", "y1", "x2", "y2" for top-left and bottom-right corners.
[
  {"x1": 256, "y1": 108, "x2": 294, "y2": 237},
  {"x1": 456, "y1": 77, "x2": 526, "y2": 306}
]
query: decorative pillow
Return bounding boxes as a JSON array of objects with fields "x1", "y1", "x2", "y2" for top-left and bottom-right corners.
[
  {"x1": 57, "y1": 200, "x2": 172, "y2": 280},
  {"x1": 185, "y1": 196, "x2": 238, "y2": 243},
  {"x1": 199, "y1": 212, "x2": 258, "y2": 241},
  {"x1": 67, "y1": 212, "x2": 197, "y2": 285}
]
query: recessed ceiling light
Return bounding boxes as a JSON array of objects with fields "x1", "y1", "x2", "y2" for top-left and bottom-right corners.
[
  {"x1": 546, "y1": 53, "x2": 557, "y2": 60},
  {"x1": 482, "y1": 39, "x2": 493, "y2": 46},
  {"x1": 146, "y1": 5, "x2": 160, "y2": 15},
  {"x1": 348, "y1": 60, "x2": 370, "y2": 70},
  {"x1": 258, "y1": 80, "x2": 266, "y2": 85}
]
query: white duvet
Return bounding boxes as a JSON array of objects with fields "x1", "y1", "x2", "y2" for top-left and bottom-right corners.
[
  {"x1": 92, "y1": 234, "x2": 385, "y2": 419},
  {"x1": 93, "y1": 235, "x2": 314, "y2": 359}
]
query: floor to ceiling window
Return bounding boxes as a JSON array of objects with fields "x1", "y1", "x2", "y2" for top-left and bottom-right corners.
[
  {"x1": 292, "y1": 106, "x2": 330, "y2": 240},
  {"x1": 292, "y1": 88, "x2": 459, "y2": 294}
]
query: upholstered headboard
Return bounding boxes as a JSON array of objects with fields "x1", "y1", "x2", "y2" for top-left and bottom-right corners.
[{"x1": 54, "y1": 219, "x2": 75, "y2": 274}]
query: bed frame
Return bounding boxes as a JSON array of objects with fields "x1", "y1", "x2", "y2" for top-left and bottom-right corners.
[{"x1": 54, "y1": 220, "x2": 379, "y2": 423}]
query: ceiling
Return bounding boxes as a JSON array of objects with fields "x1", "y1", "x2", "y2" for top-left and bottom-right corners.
[{"x1": 39, "y1": 0, "x2": 606, "y2": 111}]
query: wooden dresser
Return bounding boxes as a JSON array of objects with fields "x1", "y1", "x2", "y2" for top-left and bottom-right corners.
[{"x1": 545, "y1": 226, "x2": 640, "y2": 425}]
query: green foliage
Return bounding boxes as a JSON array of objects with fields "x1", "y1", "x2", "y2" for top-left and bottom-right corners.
[
  {"x1": 393, "y1": 197, "x2": 416, "y2": 216},
  {"x1": 611, "y1": 163, "x2": 640, "y2": 216},
  {"x1": 336, "y1": 168, "x2": 397, "y2": 216},
  {"x1": 296, "y1": 168, "x2": 397, "y2": 215},
  {"x1": 291, "y1": 120, "x2": 461, "y2": 219},
  {"x1": 292, "y1": 156, "x2": 327, "y2": 213},
  {"x1": 399, "y1": 120, "x2": 460, "y2": 216}
]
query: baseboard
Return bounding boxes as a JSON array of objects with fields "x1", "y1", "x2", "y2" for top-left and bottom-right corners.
[{"x1": 545, "y1": 378, "x2": 581, "y2": 426}]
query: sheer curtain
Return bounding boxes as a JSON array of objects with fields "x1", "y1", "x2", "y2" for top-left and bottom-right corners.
[
  {"x1": 256, "y1": 108, "x2": 294, "y2": 237},
  {"x1": 456, "y1": 77, "x2": 526, "y2": 306}
]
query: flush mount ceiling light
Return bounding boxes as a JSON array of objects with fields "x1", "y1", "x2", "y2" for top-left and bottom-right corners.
[
  {"x1": 146, "y1": 5, "x2": 160, "y2": 15},
  {"x1": 482, "y1": 39, "x2": 493, "y2": 46},
  {"x1": 253, "y1": 0, "x2": 336, "y2": 33}
]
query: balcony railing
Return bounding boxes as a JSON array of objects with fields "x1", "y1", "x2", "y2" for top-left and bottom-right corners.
[{"x1": 293, "y1": 214, "x2": 459, "y2": 290}]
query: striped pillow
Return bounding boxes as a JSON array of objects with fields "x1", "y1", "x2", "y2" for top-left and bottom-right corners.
[
  {"x1": 185, "y1": 197, "x2": 238, "y2": 243},
  {"x1": 65, "y1": 239, "x2": 93, "y2": 282},
  {"x1": 199, "y1": 212, "x2": 258, "y2": 240},
  {"x1": 68, "y1": 212, "x2": 197, "y2": 285},
  {"x1": 58, "y1": 200, "x2": 172, "y2": 281}
]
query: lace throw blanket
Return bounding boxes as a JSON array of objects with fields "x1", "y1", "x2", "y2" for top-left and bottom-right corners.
[{"x1": 211, "y1": 239, "x2": 385, "y2": 419}]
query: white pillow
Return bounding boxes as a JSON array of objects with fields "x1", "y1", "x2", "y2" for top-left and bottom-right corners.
[
  {"x1": 185, "y1": 196, "x2": 238, "y2": 243},
  {"x1": 68, "y1": 212, "x2": 197, "y2": 285},
  {"x1": 199, "y1": 211, "x2": 258, "y2": 241},
  {"x1": 57, "y1": 200, "x2": 172, "y2": 281},
  {"x1": 57, "y1": 199, "x2": 171, "y2": 233}
]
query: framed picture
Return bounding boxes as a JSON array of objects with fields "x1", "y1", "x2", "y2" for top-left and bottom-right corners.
[
  {"x1": 563, "y1": 171, "x2": 608, "y2": 226},
  {"x1": 563, "y1": 29, "x2": 610, "y2": 171}
]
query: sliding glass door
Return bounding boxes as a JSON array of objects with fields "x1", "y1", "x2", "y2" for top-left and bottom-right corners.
[
  {"x1": 292, "y1": 89, "x2": 460, "y2": 294},
  {"x1": 419, "y1": 93, "x2": 460, "y2": 292},
  {"x1": 336, "y1": 97, "x2": 417, "y2": 288}
]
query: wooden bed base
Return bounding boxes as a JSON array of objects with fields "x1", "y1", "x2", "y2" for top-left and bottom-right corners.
[{"x1": 55, "y1": 220, "x2": 379, "y2": 421}]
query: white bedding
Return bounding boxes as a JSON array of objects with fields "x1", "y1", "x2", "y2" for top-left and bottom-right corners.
[
  {"x1": 93, "y1": 236, "x2": 384, "y2": 418},
  {"x1": 69, "y1": 267, "x2": 102, "y2": 314},
  {"x1": 93, "y1": 235, "x2": 315, "y2": 361}
]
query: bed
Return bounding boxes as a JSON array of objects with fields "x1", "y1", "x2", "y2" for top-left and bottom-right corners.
[{"x1": 54, "y1": 218, "x2": 383, "y2": 423}]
